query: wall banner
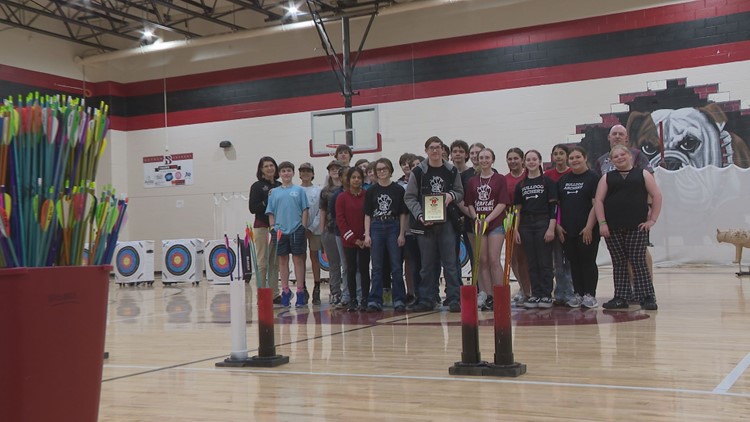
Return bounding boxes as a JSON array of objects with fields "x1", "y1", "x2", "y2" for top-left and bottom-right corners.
[{"x1": 143, "y1": 153, "x2": 194, "y2": 188}]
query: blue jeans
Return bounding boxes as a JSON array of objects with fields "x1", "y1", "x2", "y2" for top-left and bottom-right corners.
[
  {"x1": 519, "y1": 217, "x2": 554, "y2": 298},
  {"x1": 552, "y1": 239, "x2": 574, "y2": 301},
  {"x1": 404, "y1": 234, "x2": 421, "y2": 297},
  {"x1": 416, "y1": 222, "x2": 461, "y2": 307},
  {"x1": 368, "y1": 220, "x2": 405, "y2": 307}
]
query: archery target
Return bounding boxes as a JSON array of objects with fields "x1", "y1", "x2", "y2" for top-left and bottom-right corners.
[
  {"x1": 161, "y1": 239, "x2": 204, "y2": 283},
  {"x1": 210, "y1": 245, "x2": 235, "y2": 277},
  {"x1": 204, "y1": 239, "x2": 244, "y2": 284},
  {"x1": 460, "y1": 238, "x2": 471, "y2": 278},
  {"x1": 165, "y1": 244, "x2": 192, "y2": 276},
  {"x1": 117, "y1": 246, "x2": 140, "y2": 277},
  {"x1": 319, "y1": 250, "x2": 330, "y2": 271},
  {"x1": 112, "y1": 241, "x2": 155, "y2": 284}
]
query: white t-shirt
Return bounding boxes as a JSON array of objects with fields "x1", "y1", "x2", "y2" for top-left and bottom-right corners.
[{"x1": 302, "y1": 184, "x2": 323, "y2": 235}]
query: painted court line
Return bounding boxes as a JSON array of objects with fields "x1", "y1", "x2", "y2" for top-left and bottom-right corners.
[
  {"x1": 104, "y1": 364, "x2": 750, "y2": 398},
  {"x1": 713, "y1": 352, "x2": 750, "y2": 394}
]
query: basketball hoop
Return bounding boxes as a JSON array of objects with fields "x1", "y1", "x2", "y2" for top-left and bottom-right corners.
[{"x1": 326, "y1": 143, "x2": 344, "y2": 158}]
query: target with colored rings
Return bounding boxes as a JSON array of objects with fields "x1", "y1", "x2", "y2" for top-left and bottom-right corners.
[
  {"x1": 165, "y1": 244, "x2": 192, "y2": 276},
  {"x1": 208, "y1": 245, "x2": 237, "y2": 278},
  {"x1": 318, "y1": 250, "x2": 330, "y2": 271},
  {"x1": 116, "y1": 246, "x2": 140, "y2": 277},
  {"x1": 459, "y1": 239, "x2": 469, "y2": 267}
]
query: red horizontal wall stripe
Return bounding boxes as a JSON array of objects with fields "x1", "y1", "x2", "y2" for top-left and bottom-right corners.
[{"x1": 110, "y1": 39, "x2": 750, "y2": 131}]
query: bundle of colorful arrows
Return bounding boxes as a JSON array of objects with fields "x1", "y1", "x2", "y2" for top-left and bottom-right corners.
[{"x1": 0, "y1": 93, "x2": 127, "y2": 268}]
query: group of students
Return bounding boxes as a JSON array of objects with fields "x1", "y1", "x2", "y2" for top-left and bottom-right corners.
[{"x1": 248, "y1": 124, "x2": 663, "y2": 313}]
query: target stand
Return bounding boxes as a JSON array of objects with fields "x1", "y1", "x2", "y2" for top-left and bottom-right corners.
[
  {"x1": 113, "y1": 241, "x2": 155, "y2": 286},
  {"x1": 162, "y1": 239, "x2": 204, "y2": 286},
  {"x1": 204, "y1": 239, "x2": 244, "y2": 285}
]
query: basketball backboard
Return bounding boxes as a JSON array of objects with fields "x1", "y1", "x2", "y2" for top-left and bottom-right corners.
[{"x1": 309, "y1": 105, "x2": 381, "y2": 157}]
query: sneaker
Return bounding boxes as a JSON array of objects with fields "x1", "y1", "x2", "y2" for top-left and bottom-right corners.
[
  {"x1": 347, "y1": 300, "x2": 358, "y2": 312},
  {"x1": 405, "y1": 293, "x2": 416, "y2": 306},
  {"x1": 566, "y1": 294, "x2": 582, "y2": 308},
  {"x1": 272, "y1": 295, "x2": 282, "y2": 305},
  {"x1": 394, "y1": 304, "x2": 406, "y2": 312},
  {"x1": 448, "y1": 302, "x2": 461, "y2": 313},
  {"x1": 512, "y1": 290, "x2": 526, "y2": 304},
  {"x1": 330, "y1": 292, "x2": 341, "y2": 306},
  {"x1": 312, "y1": 283, "x2": 321, "y2": 305},
  {"x1": 358, "y1": 301, "x2": 368, "y2": 312},
  {"x1": 602, "y1": 297, "x2": 629, "y2": 309},
  {"x1": 366, "y1": 304, "x2": 381, "y2": 313},
  {"x1": 581, "y1": 294, "x2": 598, "y2": 309},
  {"x1": 408, "y1": 302, "x2": 434, "y2": 312},
  {"x1": 295, "y1": 291, "x2": 305, "y2": 308},
  {"x1": 477, "y1": 291, "x2": 488, "y2": 309},
  {"x1": 481, "y1": 295, "x2": 494, "y2": 312},
  {"x1": 280, "y1": 290, "x2": 294, "y2": 308},
  {"x1": 304, "y1": 287, "x2": 310, "y2": 304},
  {"x1": 641, "y1": 296, "x2": 658, "y2": 310},
  {"x1": 538, "y1": 297, "x2": 554, "y2": 309},
  {"x1": 524, "y1": 296, "x2": 541, "y2": 309}
]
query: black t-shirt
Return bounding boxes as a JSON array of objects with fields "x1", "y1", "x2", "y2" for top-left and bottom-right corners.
[
  {"x1": 460, "y1": 168, "x2": 476, "y2": 232},
  {"x1": 557, "y1": 170, "x2": 600, "y2": 236},
  {"x1": 604, "y1": 169, "x2": 649, "y2": 230},
  {"x1": 425, "y1": 165, "x2": 452, "y2": 195},
  {"x1": 514, "y1": 175, "x2": 557, "y2": 217},
  {"x1": 364, "y1": 182, "x2": 407, "y2": 218}
]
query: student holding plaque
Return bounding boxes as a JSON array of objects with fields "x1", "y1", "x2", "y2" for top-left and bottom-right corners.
[{"x1": 404, "y1": 136, "x2": 464, "y2": 313}]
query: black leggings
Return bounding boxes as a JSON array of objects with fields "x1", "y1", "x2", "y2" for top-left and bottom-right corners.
[
  {"x1": 344, "y1": 247, "x2": 371, "y2": 303},
  {"x1": 561, "y1": 235, "x2": 600, "y2": 296}
]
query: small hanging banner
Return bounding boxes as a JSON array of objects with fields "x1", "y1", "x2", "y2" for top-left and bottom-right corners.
[{"x1": 143, "y1": 153, "x2": 194, "y2": 188}]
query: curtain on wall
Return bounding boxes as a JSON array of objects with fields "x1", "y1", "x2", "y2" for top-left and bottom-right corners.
[
  {"x1": 649, "y1": 166, "x2": 750, "y2": 266},
  {"x1": 212, "y1": 193, "x2": 251, "y2": 241}
]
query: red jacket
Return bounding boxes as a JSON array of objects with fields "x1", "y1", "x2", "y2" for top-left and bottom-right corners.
[{"x1": 336, "y1": 190, "x2": 366, "y2": 248}]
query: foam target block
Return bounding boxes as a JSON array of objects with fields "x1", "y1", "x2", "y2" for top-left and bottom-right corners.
[
  {"x1": 112, "y1": 241, "x2": 155, "y2": 284},
  {"x1": 204, "y1": 239, "x2": 244, "y2": 284},
  {"x1": 161, "y1": 239, "x2": 204, "y2": 284}
]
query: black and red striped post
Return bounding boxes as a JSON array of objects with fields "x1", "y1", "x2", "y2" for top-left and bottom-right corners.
[
  {"x1": 484, "y1": 283, "x2": 526, "y2": 376},
  {"x1": 449, "y1": 285, "x2": 490, "y2": 375},
  {"x1": 247, "y1": 287, "x2": 289, "y2": 366}
]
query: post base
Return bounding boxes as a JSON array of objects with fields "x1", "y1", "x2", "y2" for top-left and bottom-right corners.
[
  {"x1": 215, "y1": 354, "x2": 289, "y2": 368},
  {"x1": 449, "y1": 361, "x2": 527, "y2": 377}
]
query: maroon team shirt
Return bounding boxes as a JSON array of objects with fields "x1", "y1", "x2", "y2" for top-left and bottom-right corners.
[
  {"x1": 505, "y1": 170, "x2": 525, "y2": 203},
  {"x1": 465, "y1": 173, "x2": 511, "y2": 233}
]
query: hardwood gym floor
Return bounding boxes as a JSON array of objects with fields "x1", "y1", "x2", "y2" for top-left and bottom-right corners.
[{"x1": 99, "y1": 267, "x2": 750, "y2": 421}]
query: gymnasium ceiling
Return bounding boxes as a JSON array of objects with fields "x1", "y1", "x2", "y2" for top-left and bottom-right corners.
[{"x1": 0, "y1": 0, "x2": 423, "y2": 53}]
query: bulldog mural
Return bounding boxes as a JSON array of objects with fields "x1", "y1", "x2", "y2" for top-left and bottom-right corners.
[
  {"x1": 627, "y1": 104, "x2": 750, "y2": 169},
  {"x1": 577, "y1": 78, "x2": 750, "y2": 171}
]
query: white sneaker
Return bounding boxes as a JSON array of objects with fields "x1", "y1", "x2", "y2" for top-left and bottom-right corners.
[
  {"x1": 566, "y1": 294, "x2": 582, "y2": 308},
  {"x1": 477, "y1": 290, "x2": 488, "y2": 309},
  {"x1": 582, "y1": 294, "x2": 599, "y2": 309},
  {"x1": 512, "y1": 290, "x2": 526, "y2": 303}
]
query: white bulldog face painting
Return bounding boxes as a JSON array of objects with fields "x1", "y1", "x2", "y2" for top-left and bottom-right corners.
[{"x1": 627, "y1": 103, "x2": 750, "y2": 169}]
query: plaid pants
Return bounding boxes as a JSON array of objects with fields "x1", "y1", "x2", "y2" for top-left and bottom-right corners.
[{"x1": 604, "y1": 228, "x2": 654, "y2": 301}]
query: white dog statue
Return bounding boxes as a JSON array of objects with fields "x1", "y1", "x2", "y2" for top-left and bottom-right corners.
[{"x1": 716, "y1": 229, "x2": 750, "y2": 275}]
